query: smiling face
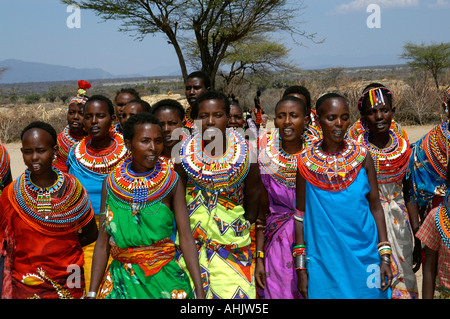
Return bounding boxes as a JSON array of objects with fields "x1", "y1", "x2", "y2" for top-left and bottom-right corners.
[
  {"x1": 21, "y1": 128, "x2": 57, "y2": 178},
  {"x1": 318, "y1": 97, "x2": 350, "y2": 146},
  {"x1": 185, "y1": 77, "x2": 208, "y2": 107},
  {"x1": 67, "y1": 102, "x2": 85, "y2": 136},
  {"x1": 83, "y1": 100, "x2": 113, "y2": 142},
  {"x1": 274, "y1": 99, "x2": 306, "y2": 146},
  {"x1": 125, "y1": 123, "x2": 164, "y2": 174}
]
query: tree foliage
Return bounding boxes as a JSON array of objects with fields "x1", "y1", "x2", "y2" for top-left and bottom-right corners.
[
  {"x1": 400, "y1": 42, "x2": 450, "y2": 89},
  {"x1": 61, "y1": 0, "x2": 319, "y2": 88}
]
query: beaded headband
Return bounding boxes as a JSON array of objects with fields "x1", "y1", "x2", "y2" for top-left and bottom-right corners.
[
  {"x1": 444, "y1": 85, "x2": 450, "y2": 105},
  {"x1": 68, "y1": 80, "x2": 91, "y2": 107},
  {"x1": 357, "y1": 87, "x2": 393, "y2": 113}
]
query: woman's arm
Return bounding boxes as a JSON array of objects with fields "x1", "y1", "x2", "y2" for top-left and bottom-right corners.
[
  {"x1": 172, "y1": 178, "x2": 205, "y2": 299},
  {"x1": 295, "y1": 169, "x2": 308, "y2": 298},
  {"x1": 243, "y1": 162, "x2": 261, "y2": 224},
  {"x1": 254, "y1": 181, "x2": 268, "y2": 290},
  {"x1": 87, "y1": 178, "x2": 111, "y2": 298},
  {"x1": 363, "y1": 155, "x2": 393, "y2": 291}
]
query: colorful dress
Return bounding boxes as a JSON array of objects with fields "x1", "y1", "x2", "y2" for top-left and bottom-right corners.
[
  {"x1": 258, "y1": 129, "x2": 313, "y2": 299},
  {"x1": 177, "y1": 128, "x2": 254, "y2": 299},
  {"x1": 357, "y1": 130, "x2": 418, "y2": 299},
  {"x1": 297, "y1": 139, "x2": 390, "y2": 299},
  {"x1": 416, "y1": 194, "x2": 450, "y2": 298},
  {"x1": 66, "y1": 131, "x2": 128, "y2": 215},
  {"x1": 408, "y1": 121, "x2": 449, "y2": 210},
  {"x1": 54, "y1": 125, "x2": 86, "y2": 173},
  {"x1": 0, "y1": 168, "x2": 94, "y2": 299},
  {"x1": 97, "y1": 156, "x2": 192, "y2": 299}
]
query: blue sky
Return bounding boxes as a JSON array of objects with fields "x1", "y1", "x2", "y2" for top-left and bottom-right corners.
[{"x1": 0, "y1": 0, "x2": 448, "y2": 76}]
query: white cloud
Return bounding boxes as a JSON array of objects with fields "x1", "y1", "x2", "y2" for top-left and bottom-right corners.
[
  {"x1": 427, "y1": 0, "x2": 450, "y2": 8},
  {"x1": 333, "y1": 0, "x2": 419, "y2": 14}
]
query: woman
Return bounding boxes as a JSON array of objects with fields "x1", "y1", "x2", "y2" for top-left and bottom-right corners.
[
  {"x1": 346, "y1": 82, "x2": 408, "y2": 141},
  {"x1": 113, "y1": 88, "x2": 140, "y2": 134},
  {"x1": 0, "y1": 121, "x2": 96, "y2": 299},
  {"x1": 54, "y1": 80, "x2": 90, "y2": 172},
  {"x1": 295, "y1": 93, "x2": 393, "y2": 299},
  {"x1": 184, "y1": 71, "x2": 210, "y2": 130},
  {"x1": 86, "y1": 113, "x2": 204, "y2": 299},
  {"x1": 255, "y1": 96, "x2": 316, "y2": 299},
  {"x1": 408, "y1": 85, "x2": 450, "y2": 216},
  {"x1": 175, "y1": 91, "x2": 261, "y2": 299},
  {"x1": 66, "y1": 95, "x2": 128, "y2": 216},
  {"x1": 357, "y1": 85, "x2": 420, "y2": 299}
]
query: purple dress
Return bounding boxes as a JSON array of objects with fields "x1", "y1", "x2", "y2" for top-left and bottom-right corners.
[
  {"x1": 258, "y1": 130, "x2": 304, "y2": 299},
  {"x1": 260, "y1": 173, "x2": 302, "y2": 299}
]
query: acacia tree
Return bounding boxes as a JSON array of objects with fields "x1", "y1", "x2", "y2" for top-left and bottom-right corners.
[
  {"x1": 400, "y1": 42, "x2": 450, "y2": 89},
  {"x1": 62, "y1": 0, "x2": 318, "y2": 88}
]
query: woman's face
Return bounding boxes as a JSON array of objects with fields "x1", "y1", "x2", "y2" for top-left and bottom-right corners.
[
  {"x1": 197, "y1": 99, "x2": 228, "y2": 145},
  {"x1": 115, "y1": 92, "x2": 136, "y2": 120},
  {"x1": 126, "y1": 123, "x2": 164, "y2": 174},
  {"x1": 83, "y1": 100, "x2": 113, "y2": 141},
  {"x1": 21, "y1": 128, "x2": 57, "y2": 178},
  {"x1": 228, "y1": 105, "x2": 245, "y2": 128},
  {"x1": 362, "y1": 97, "x2": 394, "y2": 135},
  {"x1": 67, "y1": 102, "x2": 84, "y2": 135},
  {"x1": 120, "y1": 102, "x2": 147, "y2": 128},
  {"x1": 274, "y1": 100, "x2": 306, "y2": 144},
  {"x1": 318, "y1": 98, "x2": 350, "y2": 145},
  {"x1": 154, "y1": 108, "x2": 184, "y2": 150}
]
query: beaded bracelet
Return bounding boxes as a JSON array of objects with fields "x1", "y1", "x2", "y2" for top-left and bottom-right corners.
[
  {"x1": 253, "y1": 250, "x2": 264, "y2": 259},
  {"x1": 377, "y1": 241, "x2": 391, "y2": 248},
  {"x1": 294, "y1": 208, "x2": 305, "y2": 222}
]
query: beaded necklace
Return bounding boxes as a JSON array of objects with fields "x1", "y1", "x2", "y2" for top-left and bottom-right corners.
[
  {"x1": 184, "y1": 106, "x2": 195, "y2": 129},
  {"x1": 58, "y1": 126, "x2": 85, "y2": 158},
  {"x1": 424, "y1": 121, "x2": 450, "y2": 179},
  {"x1": 436, "y1": 193, "x2": 450, "y2": 249},
  {"x1": 74, "y1": 131, "x2": 127, "y2": 175},
  {"x1": 107, "y1": 156, "x2": 177, "y2": 215},
  {"x1": 297, "y1": 139, "x2": 367, "y2": 191},
  {"x1": 180, "y1": 128, "x2": 250, "y2": 192},
  {"x1": 12, "y1": 168, "x2": 92, "y2": 235},
  {"x1": 259, "y1": 130, "x2": 303, "y2": 188},
  {"x1": 358, "y1": 129, "x2": 411, "y2": 184}
]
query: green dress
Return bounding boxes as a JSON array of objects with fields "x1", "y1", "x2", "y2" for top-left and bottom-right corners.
[{"x1": 98, "y1": 156, "x2": 193, "y2": 299}]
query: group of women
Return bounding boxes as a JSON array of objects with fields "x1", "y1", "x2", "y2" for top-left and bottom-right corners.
[{"x1": 0, "y1": 72, "x2": 449, "y2": 299}]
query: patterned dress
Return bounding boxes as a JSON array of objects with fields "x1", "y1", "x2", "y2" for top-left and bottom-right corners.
[
  {"x1": 176, "y1": 129, "x2": 254, "y2": 299},
  {"x1": 97, "y1": 156, "x2": 192, "y2": 299},
  {"x1": 408, "y1": 121, "x2": 450, "y2": 210},
  {"x1": 358, "y1": 130, "x2": 418, "y2": 299},
  {"x1": 0, "y1": 169, "x2": 94, "y2": 299}
]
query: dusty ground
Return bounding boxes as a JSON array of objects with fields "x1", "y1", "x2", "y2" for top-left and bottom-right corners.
[{"x1": 5, "y1": 123, "x2": 434, "y2": 298}]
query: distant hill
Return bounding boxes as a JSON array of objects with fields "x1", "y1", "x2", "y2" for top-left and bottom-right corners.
[{"x1": 0, "y1": 59, "x2": 117, "y2": 84}]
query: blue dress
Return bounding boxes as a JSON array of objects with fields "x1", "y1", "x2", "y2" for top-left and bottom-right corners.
[
  {"x1": 304, "y1": 168, "x2": 390, "y2": 299},
  {"x1": 66, "y1": 149, "x2": 107, "y2": 215}
]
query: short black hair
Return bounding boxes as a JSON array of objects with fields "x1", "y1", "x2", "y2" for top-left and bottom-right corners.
[
  {"x1": 191, "y1": 91, "x2": 230, "y2": 119},
  {"x1": 114, "y1": 88, "x2": 140, "y2": 102},
  {"x1": 125, "y1": 98, "x2": 151, "y2": 112},
  {"x1": 275, "y1": 96, "x2": 307, "y2": 116},
  {"x1": 315, "y1": 93, "x2": 348, "y2": 116},
  {"x1": 362, "y1": 82, "x2": 385, "y2": 93},
  {"x1": 123, "y1": 112, "x2": 162, "y2": 142},
  {"x1": 282, "y1": 85, "x2": 311, "y2": 111},
  {"x1": 151, "y1": 99, "x2": 185, "y2": 121},
  {"x1": 187, "y1": 71, "x2": 211, "y2": 90},
  {"x1": 84, "y1": 94, "x2": 115, "y2": 116},
  {"x1": 21, "y1": 121, "x2": 57, "y2": 146}
]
